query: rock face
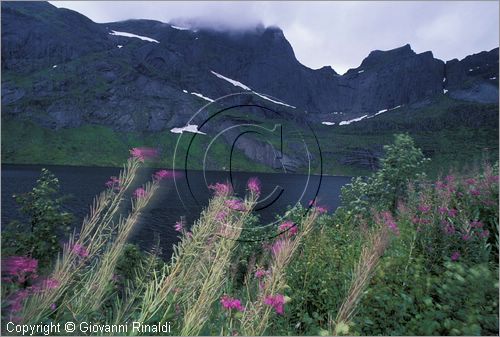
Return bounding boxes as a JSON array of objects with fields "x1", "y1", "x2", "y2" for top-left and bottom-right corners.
[
  {"x1": 2, "y1": 1, "x2": 498, "y2": 132},
  {"x1": 1, "y1": 1, "x2": 498, "y2": 172}
]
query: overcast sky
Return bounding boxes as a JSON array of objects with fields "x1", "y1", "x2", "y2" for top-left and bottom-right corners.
[{"x1": 51, "y1": 1, "x2": 499, "y2": 74}]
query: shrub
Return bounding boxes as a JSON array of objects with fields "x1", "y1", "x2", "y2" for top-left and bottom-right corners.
[{"x1": 2, "y1": 168, "x2": 73, "y2": 268}]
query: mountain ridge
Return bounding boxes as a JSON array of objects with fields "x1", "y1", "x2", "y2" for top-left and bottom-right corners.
[{"x1": 2, "y1": 1, "x2": 499, "y2": 174}]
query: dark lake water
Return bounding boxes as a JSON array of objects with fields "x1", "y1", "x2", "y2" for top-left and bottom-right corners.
[{"x1": 1, "y1": 164, "x2": 351, "y2": 258}]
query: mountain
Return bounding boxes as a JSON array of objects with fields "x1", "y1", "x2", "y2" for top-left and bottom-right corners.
[{"x1": 2, "y1": 1, "x2": 499, "y2": 175}]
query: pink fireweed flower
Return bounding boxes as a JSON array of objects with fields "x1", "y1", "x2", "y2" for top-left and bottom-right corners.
[
  {"x1": 133, "y1": 187, "x2": 147, "y2": 199},
  {"x1": 447, "y1": 208, "x2": 457, "y2": 217},
  {"x1": 441, "y1": 220, "x2": 456, "y2": 235},
  {"x1": 465, "y1": 178, "x2": 477, "y2": 185},
  {"x1": 71, "y1": 244, "x2": 89, "y2": 258},
  {"x1": 153, "y1": 170, "x2": 170, "y2": 181},
  {"x1": 50, "y1": 303, "x2": 56, "y2": 311},
  {"x1": 215, "y1": 210, "x2": 228, "y2": 222},
  {"x1": 479, "y1": 230, "x2": 490, "y2": 239},
  {"x1": 435, "y1": 180, "x2": 446, "y2": 190},
  {"x1": 451, "y1": 251, "x2": 460, "y2": 262},
  {"x1": 470, "y1": 189, "x2": 481, "y2": 196},
  {"x1": 209, "y1": 182, "x2": 232, "y2": 196},
  {"x1": 42, "y1": 278, "x2": 60, "y2": 290},
  {"x1": 255, "y1": 268, "x2": 270, "y2": 279},
  {"x1": 462, "y1": 234, "x2": 471, "y2": 241},
  {"x1": 225, "y1": 199, "x2": 246, "y2": 211},
  {"x1": 2, "y1": 256, "x2": 38, "y2": 280},
  {"x1": 8, "y1": 289, "x2": 30, "y2": 313},
  {"x1": 105, "y1": 176, "x2": 120, "y2": 190},
  {"x1": 129, "y1": 147, "x2": 158, "y2": 162},
  {"x1": 186, "y1": 231, "x2": 193, "y2": 238},
  {"x1": 247, "y1": 177, "x2": 261, "y2": 196},
  {"x1": 438, "y1": 207, "x2": 448, "y2": 214},
  {"x1": 278, "y1": 221, "x2": 298, "y2": 236},
  {"x1": 264, "y1": 294, "x2": 285, "y2": 315},
  {"x1": 381, "y1": 211, "x2": 399, "y2": 236},
  {"x1": 220, "y1": 295, "x2": 245, "y2": 312},
  {"x1": 470, "y1": 220, "x2": 484, "y2": 228},
  {"x1": 174, "y1": 220, "x2": 184, "y2": 232},
  {"x1": 315, "y1": 205, "x2": 328, "y2": 214},
  {"x1": 271, "y1": 239, "x2": 287, "y2": 257},
  {"x1": 418, "y1": 204, "x2": 431, "y2": 213}
]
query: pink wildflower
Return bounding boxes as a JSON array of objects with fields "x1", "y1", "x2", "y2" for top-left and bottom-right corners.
[
  {"x1": 470, "y1": 189, "x2": 481, "y2": 196},
  {"x1": 447, "y1": 208, "x2": 457, "y2": 217},
  {"x1": 462, "y1": 234, "x2": 470, "y2": 241},
  {"x1": 264, "y1": 294, "x2": 285, "y2": 315},
  {"x1": 470, "y1": 221, "x2": 484, "y2": 228},
  {"x1": 129, "y1": 147, "x2": 158, "y2": 162},
  {"x1": 153, "y1": 169, "x2": 170, "y2": 181},
  {"x1": 42, "y1": 278, "x2": 60, "y2": 290},
  {"x1": 315, "y1": 206, "x2": 328, "y2": 214},
  {"x1": 225, "y1": 199, "x2": 246, "y2": 211},
  {"x1": 216, "y1": 210, "x2": 228, "y2": 222},
  {"x1": 278, "y1": 221, "x2": 298, "y2": 236},
  {"x1": 451, "y1": 251, "x2": 460, "y2": 262},
  {"x1": 71, "y1": 244, "x2": 89, "y2": 258},
  {"x1": 418, "y1": 204, "x2": 431, "y2": 213},
  {"x1": 271, "y1": 239, "x2": 287, "y2": 257},
  {"x1": 105, "y1": 176, "x2": 121, "y2": 190},
  {"x1": 435, "y1": 181, "x2": 446, "y2": 190},
  {"x1": 255, "y1": 268, "x2": 270, "y2": 279},
  {"x1": 50, "y1": 303, "x2": 56, "y2": 311},
  {"x1": 133, "y1": 187, "x2": 147, "y2": 199},
  {"x1": 174, "y1": 220, "x2": 184, "y2": 232},
  {"x1": 247, "y1": 177, "x2": 261, "y2": 196},
  {"x1": 209, "y1": 182, "x2": 232, "y2": 196},
  {"x1": 381, "y1": 211, "x2": 399, "y2": 236},
  {"x1": 438, "y1": 207, "x2": 448, "y2": 214},
  {"x1": 8, "y1": 289, "x2": 30, "y2": 312},
  {"x1": 465, "y1": 178, "x2": 477, "y2": 185},
  {"x1": 442, "y1": 221, "x2": 455, "y2": 235},
  {"x1": 2, "y1": 256, "x2": 38, "y2": 283},
  {"x1": 220, "y1": 295, "x2": 245, "y2": 312},
  {"x1": 479, "y1": 230, "x2": 490, "y2": 239}
]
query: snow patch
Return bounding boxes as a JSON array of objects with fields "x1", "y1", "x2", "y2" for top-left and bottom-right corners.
[
  {"x1": 170, "y1": 124, "x2": 206, "y2": 135},
  {"x1": 358, "y1": 69, "x2": 365, "y2": 73},
  {"x1": 253, "y1": 92, "x2": 296, "y2": 109},
  {"x1": 442, "y1": 77, "x2": 446, "y2": 82},
  {"x1": 182, "y1": 89, "x2": 188, "y2": 93},
  {"x1": 375, "y1": 109, "x2": 388, "y2": 116},
  {"x1": 490, "y1": 77, "x2": 497, "y2": 80},
  {"x1": 52, "y1": 65, "x2": 57, "y2": 68},
  {"x1": 171, "y1": 25, "x2": 190, "y2": 31},
  {"x1": 211, "y1": 70, "x2": 251, "y2": 91},
  {"x1": 443, "y1": 89, "x2": 448, "y2": 94},
  {"x1": 322, "y1": 122, "x2": 336, "y2": 126},
  {"x1": 191, "y1": 92, "x2": 214, "y2": 102},
  {"x1": 117, "y1": 45, "x2": 123, "y2": 49},
  {"x1": 468, "y1": 68, "x2": 473, "y2": 72},
  {"x1": 339, "y1": 114, "x2": 368, "y2": 126},
  {"x1": 109, "y1": 30, "x2": 159, "y2": 43}
]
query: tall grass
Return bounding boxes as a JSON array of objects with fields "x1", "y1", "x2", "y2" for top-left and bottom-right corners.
[
  {"x1": 20, "y1": 157, "x2": 141, "y2": 323},
  {"x1": 240, "y1": 209, "x2": 319, "y2": 335}
]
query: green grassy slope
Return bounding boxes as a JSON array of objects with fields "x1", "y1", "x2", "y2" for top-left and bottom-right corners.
[{"x1": 2, "y1": 96, "x2": 498, "y2": 177}]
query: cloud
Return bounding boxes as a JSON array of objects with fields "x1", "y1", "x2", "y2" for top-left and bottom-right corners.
[{"x1": 50, "y1": 1, "x2": 499, "y2": 74}]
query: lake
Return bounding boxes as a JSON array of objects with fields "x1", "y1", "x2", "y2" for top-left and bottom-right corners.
[{"x1": 1, "y1": 164, "x2": 351, "y2": 258}]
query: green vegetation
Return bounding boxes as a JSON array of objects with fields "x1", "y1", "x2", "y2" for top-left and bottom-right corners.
[
  {"x1": 2, "y1": 135, "x2": 497, "y2": 335},
  {"x1": 2, "y1": 96, "x2": 498, "y2": 177},
  {"x1": 2, "y1": 168, "x2": 74, "y2": 268}
]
